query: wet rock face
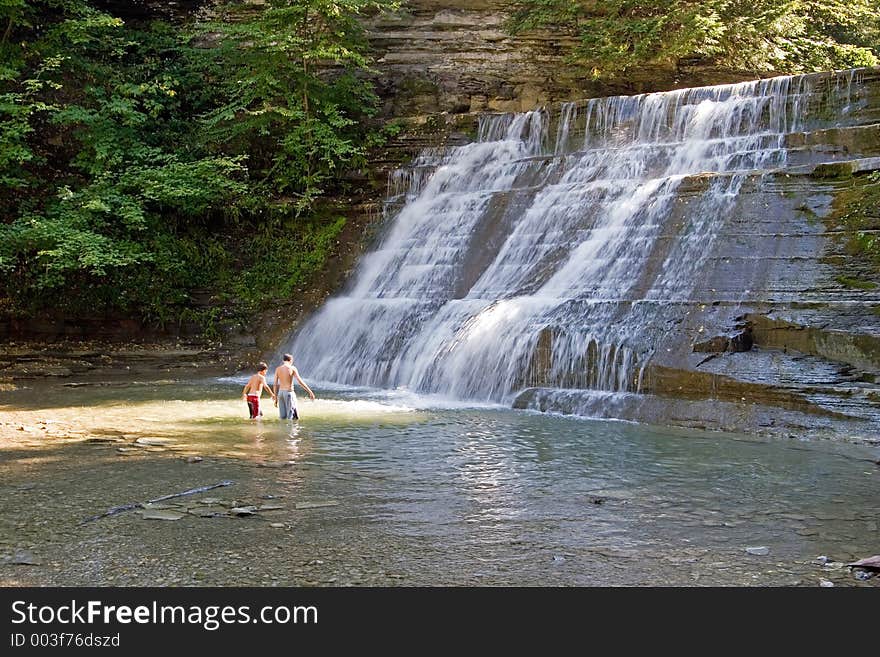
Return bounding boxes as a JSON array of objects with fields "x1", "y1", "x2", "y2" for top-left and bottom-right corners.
[
  {"x1": 544, "y1": 159, "x2": 880, "y2": 439},
  {"x1": 293, "y1": 66, "x2": 880, "y2": 442},
  {"x1": 693, "y1": 327, "x2": 754, "y2": 354},
  {"x1": 730, "y1": 328, "x2": 755, "y2": 353},
  {"x1": 355, "y1": 13, "x2": 880, "y2": 442}
]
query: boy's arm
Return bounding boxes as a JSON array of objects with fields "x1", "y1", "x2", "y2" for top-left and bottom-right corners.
[
  {"x1": 242, "y1": 382, "x2": 248, "y2": 400},
  {"x1": 272, "y1": 368, "x2": 279, "y2": 397},
  {"x1": 293, "y1": 368, "x2": 316, "y2": 400},
  {"x1": 261, "y1": 375, "x2": 276, "y2": 399}
]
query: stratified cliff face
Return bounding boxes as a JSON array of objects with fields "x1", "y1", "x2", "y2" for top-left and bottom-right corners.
[
  {"x1": 364, "y1": 0, "x2": 756, "y2": 117},
  {"x1": 365, "y1": 0, "x2": 572, "y2": 115},
  {"x1": 105, "y1": 1, "x2": 763, "y2": 118},
  {"x1": 284, "y1": 67, "x2": 880, "y2": 442}
]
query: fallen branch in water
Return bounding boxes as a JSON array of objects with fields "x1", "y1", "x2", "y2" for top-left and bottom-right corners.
[{"x1": 80, "y1": 480, "x2": 234, "y2": 524}]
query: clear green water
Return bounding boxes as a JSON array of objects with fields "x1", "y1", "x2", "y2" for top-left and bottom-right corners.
[{"x1": 1, "y1": 380, "x2": 878, "y2": 586}]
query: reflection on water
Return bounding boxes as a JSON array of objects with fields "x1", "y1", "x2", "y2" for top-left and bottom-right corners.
[{"x1": 0, "y1": 380, "x2": 878, "y2": 586}]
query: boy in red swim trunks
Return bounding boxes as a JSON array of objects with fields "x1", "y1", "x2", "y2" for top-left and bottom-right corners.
[{"x1": 242, "y1": 362, "x2": 276, "y2": 419}]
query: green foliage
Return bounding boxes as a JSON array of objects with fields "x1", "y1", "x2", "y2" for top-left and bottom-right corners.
[
  {"x1": 0, "y1": 0, "x2": 397, "y2": 332},
  {"x1": 836, "y1": 275, "x2": 877, "y2": 290},
  {"x1": 835, "y1": 172, "x2": 880, "y2": 272},
  {"x1": 230, "y1": 214, "x2": 348, "y2": 311},
  {"x1": 506, "y1": 0, "x2": 880, "y2": 78},
  {"x1": 200, "y1": 0, "x2": 395, "y2": 215}
]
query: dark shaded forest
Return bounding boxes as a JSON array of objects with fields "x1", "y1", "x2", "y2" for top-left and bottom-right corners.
[{"x1": 1, "y1": 0, "x2": 877, "y2": 337}]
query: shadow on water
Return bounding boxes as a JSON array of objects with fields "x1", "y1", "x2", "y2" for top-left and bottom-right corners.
[{"x1": 0, "y1": 379, "x2": 229, "y2": 411}]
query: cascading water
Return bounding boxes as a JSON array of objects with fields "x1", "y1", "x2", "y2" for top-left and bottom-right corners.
[{"x1": 285, "y1": 69, "x2": 870, "y2": 410}]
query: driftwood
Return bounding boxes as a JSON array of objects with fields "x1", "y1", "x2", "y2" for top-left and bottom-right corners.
[{"x1": 80, "y1": 480, "x2": 234, "y2": 524}]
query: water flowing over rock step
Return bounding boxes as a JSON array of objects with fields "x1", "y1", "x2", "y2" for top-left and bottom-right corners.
[
  {"x1": 516, "y1": 320, "x2": 880, "y2": 423},
  {"x1": 388, "y1": 152, "x2": 880, "y2": 204},
  {"x1": 287, "y1": 67, "x2": 880, "y2": 439},
  {"x1": 324, "y1": 298, "x2": 880, "y2": 314},
  {"x1": 395, "y1": 139, "x2": 874, "y2": 171},
  {"x1": 511, "y1": 386, "x2": 878, "y2": 440},
  {"x1": 550, "y1": 68, "x2": 880, "y2": 131},
  {"x1": 470, "y1": 125, "x2": 880, "y2": 169},
  {"x1": 393, "y1": 125, "x2": 880, "y2": 163},
  {"x1": 568, "y1": 65, "x2": 880, "y2": 104}
]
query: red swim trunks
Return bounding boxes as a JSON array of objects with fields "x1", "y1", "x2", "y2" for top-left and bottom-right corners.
[{"x1": 246, "y1": 394, "x2": 261, "y2": 419}]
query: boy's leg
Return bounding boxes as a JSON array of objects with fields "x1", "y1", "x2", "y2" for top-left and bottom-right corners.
[
  {"x1": 279, "y1": 391, "x2": 290, "y2": 419},
  {"x1": 246, "y1": 395, "x2": 260, "y2": 419}
]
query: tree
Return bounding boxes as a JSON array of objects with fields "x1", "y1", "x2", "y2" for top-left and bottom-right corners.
[
  {"x1": 200, "y1": 0, "x2": 397, "y2": 214},
  {"x1": 0, "y1": 0, "x2": 397, "y2": 330},
  {"x1": 506, "y1": 0, "x2": 880, "y2": 78}
]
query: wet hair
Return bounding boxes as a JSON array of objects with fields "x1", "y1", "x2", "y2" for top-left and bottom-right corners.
[
  {"x1": 283, "y1": 353, "x2": 293, "y2": 362},
  {"x1": 257, "y1": 362, "x2": 268, "y2": 372}
]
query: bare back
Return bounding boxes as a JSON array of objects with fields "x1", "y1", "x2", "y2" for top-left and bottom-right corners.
[
  {"x1": 243, "y1": 373, "x2": 266, "y2": 396},
  {"x1": 274, "y1": 364, "x2": 295, "y2": 391}
]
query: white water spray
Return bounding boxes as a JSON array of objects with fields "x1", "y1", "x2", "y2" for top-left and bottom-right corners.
[{"x1": 286, "y1": 70, "x2": 868, "y2": 405}]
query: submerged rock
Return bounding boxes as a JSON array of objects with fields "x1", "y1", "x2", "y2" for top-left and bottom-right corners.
[
  {"x1": 141, "y1": 509, "x2": 185, "y2": 521},
  {"x1": 295, "y1": 501, "x2": 340, "y2": 510},
  {"x1": 230, "y1": 506, "x2": 257, "y2": 516},
  {"x1": 5, "y1": 550, "x2": 40, "y2": 566},
  {"x1": 135, "y1": 437, "x2": 174, "y2": 446}
]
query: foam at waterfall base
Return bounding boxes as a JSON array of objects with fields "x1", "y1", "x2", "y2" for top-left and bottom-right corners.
[{"x1": 280, "y1": 68, "x2": 880, "y2": 432}]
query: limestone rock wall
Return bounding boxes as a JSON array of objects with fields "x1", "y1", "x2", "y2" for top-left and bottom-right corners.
[{"x1": 365, "y1": 0, "x2": 757, "y2": 117}]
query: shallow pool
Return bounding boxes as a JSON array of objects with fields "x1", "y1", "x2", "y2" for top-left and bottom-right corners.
[{"x1": 1, "y1": 379, "x2": 877, "y2": 586}]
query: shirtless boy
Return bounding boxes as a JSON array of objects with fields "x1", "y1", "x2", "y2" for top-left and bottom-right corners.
[
  {"x1": 273, "y1": 353, "x2": 316, "y2": 420},
  {"x1": 242, "y1": 362, "x2": 276, "y2": 419}
]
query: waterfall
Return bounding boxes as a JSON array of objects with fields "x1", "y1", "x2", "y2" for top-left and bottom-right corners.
[{"x1": 284, "y1": 69, "x2": 869, "y2": 406}]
